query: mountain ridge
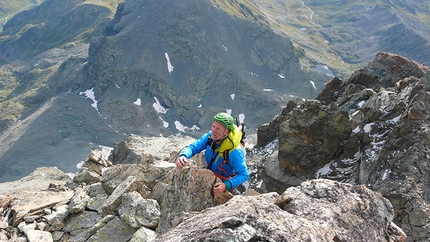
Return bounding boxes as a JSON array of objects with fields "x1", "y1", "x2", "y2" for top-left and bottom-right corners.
[{"x1": 0, "y1": 0, "x2": 429, "y2": 184}]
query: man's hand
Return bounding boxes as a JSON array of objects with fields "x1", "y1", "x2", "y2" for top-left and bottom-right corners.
[
  {"x1": 213, "y1": 182, "x2": 226, "y2": 195},
  {"x1": 176, "y1": 156, "x2": 187, "y2": 168}
]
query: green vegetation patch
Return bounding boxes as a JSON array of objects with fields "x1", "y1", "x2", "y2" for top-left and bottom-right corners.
[{"x1": 209, "y1": 0, "x2": 267, "y2": 25}]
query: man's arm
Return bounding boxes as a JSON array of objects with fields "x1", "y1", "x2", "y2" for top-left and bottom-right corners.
[{"x1": 176, "y1": 132, "x2": 211, "y2": 168}]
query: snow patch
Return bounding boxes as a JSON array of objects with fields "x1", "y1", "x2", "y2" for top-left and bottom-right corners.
[
  {"x1": 80, "y1": 87, "x2": 98, "y2": 111},
  {"x1": 310, "y1": 80, "x2": 316, "y2": 90},
  {"x1": 160, "y1": 117, "x2": 169, "y2": 128},
  {"x1": 99, "y1": 145, "x2": 113, "y2": 157},
  {"x1": 153, "y1": 97, "x2": 168, "y2": 114},
  {"x1": 363, "y1": 123, "x2": 374, "y2": 133},
  {"x1": 165, "y1": 52, "x2": 174, "y2": 74},
  {"x1": 174, "y1": 121, "x2": 200, "y2": 132},
  {"x1": 134, "y1": 98, "x2": 141, "y2": 106}
]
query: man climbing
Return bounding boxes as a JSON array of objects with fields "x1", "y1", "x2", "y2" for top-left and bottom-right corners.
[{"x1": 176, "y1": 112, "x2": 250, "y2": 195}]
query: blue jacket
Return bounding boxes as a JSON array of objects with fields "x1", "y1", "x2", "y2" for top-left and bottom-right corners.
[{"x1": 179, "y1": 125, "x2": 250, "y2": 190}]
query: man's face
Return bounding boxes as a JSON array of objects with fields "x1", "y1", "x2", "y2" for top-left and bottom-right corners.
[{"x1": 211, "y1": 121, "x2": 228, "y2": 141}]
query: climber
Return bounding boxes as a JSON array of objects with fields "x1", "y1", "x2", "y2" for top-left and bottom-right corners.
[{"x1": 176, "y1": 112, "x2": 250, "y2": 195}]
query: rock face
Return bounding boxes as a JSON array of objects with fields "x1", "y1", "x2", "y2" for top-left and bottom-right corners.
[
  {"x1": 0, "y1": 138, "x2": 406, "y2": 241},
  {"x1": 257, "y1": 52, "x2": 430, "y2": 241},
  {"x1": 86, "y1": 0, "x2": 329, "y2": 135},
  {"x1": 157, "y1": 179, "x2": 406, "y2": 242}
]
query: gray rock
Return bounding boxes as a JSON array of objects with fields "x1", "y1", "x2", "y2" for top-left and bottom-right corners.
[
  {"x1": 109, "y1": 135, "x2": 195, "y2": 165},
  {"x1": 156, "y1": 179, "x2": 406, "y2": 242},
  {"x1": 101, "y1": 176, "x2": 150, "y2": 216},
  {"x1": 85, "y1": 194, "x2": 107, "y2": 214},
  {"x1": 129, "y1": 226, "x2": 156, "y2": 242},
  {"x1": 101, "y1": 164, "x2": 161, "y2": 194},
  {"x1": 156, "y1": 167, "x2": 218, "y2": 236},
  {"x1": 257, "y1": 52, "x2": 430, "y2": 241},
  {"x1": 63, "y1": 211, "x2": 102, "y2": 233},
  {"x1": 279, "y1": 179, "x2": 405, "y2": 241},
  {"x1": 85, "y1": 149, "x2": 113, "y2": 175},
  {"x1": 67, "y1": 215, "x2": 116, "y2": 242},
  {"x1": 87, "y1": 183, "x2": 107, "y2": 197},
  {"x1": 45, "y1": 204, "x2": 69, "y2": 225},
  {"x1": 26, "y1": 230, "x2": 53, "y2": 242},
  {"x1": 73, "y1": 168, "x2": 101, "y2": 185},
  {"x1": 86, "y1": 217, "x2": 136, "y2": 242},
  {"x1": 278, "y1": 100, "x2": 352, "y2": 177},
  {"x1": 118, "y1": 191, "x2": 160, "y2": 229}
]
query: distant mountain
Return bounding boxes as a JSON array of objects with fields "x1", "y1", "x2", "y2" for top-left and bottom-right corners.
[
  {"x1": 0, "y1": 0, "x2": 429, "y2": 182},
  {"x1": 250, "y1": 0, "x2": 430, "y2": 76},
  {"x1": 0, "y1": 0, "x2": 47, "y2": 30}
]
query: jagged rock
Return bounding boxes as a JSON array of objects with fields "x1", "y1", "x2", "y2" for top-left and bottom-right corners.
[
  {"x1": 0, "y1": 230, "x2": 8, "y2": 240},
  {"x1": 67, "y1": 215, "x2": 115, "y2": 242},
  {"x1": 68, "y1": 187, "x2": 91, "y2": 214},
  {"x1": 156, "y1": 167, "x2": 218, "y2": 236},
  {"x1": 0, "y1": 167, "x2": 74, "y2": 226},
  {"x1": 85, "y1": 194, "x2": 107, "y2": 215},
  {"x1": 73, "y1": 168, "x2": 101, "y2": 185},
  {"x1": 63, "y1": 210, "x2": 103, "y2": 234},
  {"x1": 86, "y1": 216, "x2": 137, "y2": 242},
  {"x1": 257, "y1": 52, "x2": 430, "y2": 242},
  {"x1": 101, "y1": 176, "x2": 151, "y2": 216},
  {"x1": 118, "y1": 191, "x2": 160, "y2": 229},
  {"x1": 156, "y1": 179, "x2": 405, "y2": 242},
  {"x1": 278, "y1": 179, "x2": 406, "y2": 242},
  {"x1": 86, "y1": 149, "x2": 113, "y2": 175},
  {"x1": 278, "y1": 100, "x2": 352, "y2": 175},
  {"x1": 0, "y1": 131, "x2": 410, "y2": 242},
  {"x1": 129, "y1": 226, "x2": 156, "y2": 241},
  {"x1": 45, "y1": 204, "x2": 69, "y2": 226},
  {"x1": 256, "y1": 99, "x2": 304, "y2": 147},
  {"x1": 348, "y1": 52, "x2": 429, "y2": 88},
  {"x1": 26, "y1": 230, "x2": 53, "y2": 242},
  {"x1": 101, "y1": 164, "x2": 166, "y2": 194},
  {"x1": 73, "y1": 149, "x2": 114, "y2": 185},
  {"x1": 87, "y1": 183, "x2": 107, "y2": 198},
  {"x1": 109, "y1": 135, "x2": 196, "y2": 165}
]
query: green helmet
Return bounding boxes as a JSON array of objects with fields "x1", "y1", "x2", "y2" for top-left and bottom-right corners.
[{"x1": 213, "y1": 112, "x2": 234, "y2": 130}]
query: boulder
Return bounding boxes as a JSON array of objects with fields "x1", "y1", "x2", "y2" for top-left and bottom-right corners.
[{"x1": 155, "y1": 179, "x2": 406, "y2": 242}]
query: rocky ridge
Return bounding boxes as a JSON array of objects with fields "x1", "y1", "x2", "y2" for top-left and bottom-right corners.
[
  {"x1": 1, "y1": 51, "x2": 429, "y2": 241},
  {"x1": 0, "y1": 150, "x2": 406, "y2": 242},
  {"x1": 256, "y1": 52, "x2": 430, "y2": 241}
]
